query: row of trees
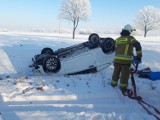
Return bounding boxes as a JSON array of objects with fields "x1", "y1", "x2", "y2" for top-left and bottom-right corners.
[{"x1": 59, "y1": 0, "x2": 160, "y2": 39}]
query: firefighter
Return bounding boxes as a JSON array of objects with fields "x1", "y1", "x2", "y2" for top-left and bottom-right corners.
[{"x1": 111, "y1": 24, "x2": 142, "y2": 91}]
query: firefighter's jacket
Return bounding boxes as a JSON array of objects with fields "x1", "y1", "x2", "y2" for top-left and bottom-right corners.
[{"x1": 114, "y1": 36, "x2": 142, "y2": 64}]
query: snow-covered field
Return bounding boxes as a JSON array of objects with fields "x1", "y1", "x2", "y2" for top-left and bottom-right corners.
[{"x1": 0, "y1": 32, "x2": 159, "y2": 120}]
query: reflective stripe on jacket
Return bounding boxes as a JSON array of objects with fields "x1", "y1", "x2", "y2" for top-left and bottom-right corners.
[{"x1": 114, "y1": 36, "x2": 142, "y2": 64}]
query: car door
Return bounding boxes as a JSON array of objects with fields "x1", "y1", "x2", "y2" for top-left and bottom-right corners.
[{"x1": 62, "y1": 53, "x2": 95, "y2": 74}]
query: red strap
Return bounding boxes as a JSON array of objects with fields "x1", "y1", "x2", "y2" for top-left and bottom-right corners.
[
  {"x1": 122, "y1": 65, "x2": 160, "y2": 120},
  {"x1": 138, "y1": 100, "x2": 160, "y2": 120}
]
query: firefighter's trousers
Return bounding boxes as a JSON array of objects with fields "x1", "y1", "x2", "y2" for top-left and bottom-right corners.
[{"x1": 111, "y1": 62, "x2": 131, "y2": 90}]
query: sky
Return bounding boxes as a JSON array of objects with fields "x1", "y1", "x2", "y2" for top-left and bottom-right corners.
[{"x1": 0, "y1": 0, "x2": 160, "y2": 32}]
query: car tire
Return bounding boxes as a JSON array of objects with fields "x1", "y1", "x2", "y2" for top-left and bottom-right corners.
[
  {"x1": 88, "y1": 33, "x2": 99, "y2": 48},
  {"x1": 100, "y1": 37, "x2": 115, "y2": 54},
  {"x1": 42, "y1": 55, "x2": 61, "y2": 73},
  {"x1": 41, "y1": 47, "x2": 54, "y2": 54}
]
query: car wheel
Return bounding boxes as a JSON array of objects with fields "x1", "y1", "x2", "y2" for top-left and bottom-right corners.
[
  {"x1": 88, "y1": 33, "x2": 99, "y2": 48},
  {"x1": 41, "y1": 47, "x2": 54, "y2": 54},
  {"x1": 100, "y1": 38, "x2": 115, "y2": 54},
  {"x1": 42, "y1": 55, "x2": 61, "y2": 73}
]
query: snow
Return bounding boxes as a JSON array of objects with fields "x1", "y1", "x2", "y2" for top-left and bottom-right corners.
[{"x1": 0, "y1": 32, "x2": 159, "y2": 120}]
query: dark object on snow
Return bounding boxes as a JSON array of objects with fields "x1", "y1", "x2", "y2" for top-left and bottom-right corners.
[
  {"x1": 137, "y1": 67, "x2": 151, "y2": 78},
  {"x1": 137, "y1": 67, "x2": 160, "y2": 81}
]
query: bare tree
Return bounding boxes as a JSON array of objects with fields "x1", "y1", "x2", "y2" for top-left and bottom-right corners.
[
  {"x1": 134, "y1": 6, "x2": 160, "y2": 37},
  {"x1": 59, "y1": 0, "x2": 91, "y2": 39}
]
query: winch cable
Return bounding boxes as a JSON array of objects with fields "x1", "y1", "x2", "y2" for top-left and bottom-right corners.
[{"x1": 122, "y1": 60, "x2": 160, "y2": 120}]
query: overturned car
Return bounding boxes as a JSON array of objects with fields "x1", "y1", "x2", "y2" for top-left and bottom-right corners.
[{"x1": 29, "y1": 33, "x2": 115, "y2": 75}]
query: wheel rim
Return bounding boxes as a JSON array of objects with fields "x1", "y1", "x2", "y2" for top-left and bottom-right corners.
[
  {"x1": 89, "y1": 33, "x2": 99, "y2": 43},
  {"x1": 46, "y1": 50, "x2": 52, "y2": 54},
  {"x1": 90, "y1": 35, "x2": 99, "y2": 44},
  {"x1": 101, "y1": 38, "x2": 115, "y2": 53},
  {"x1": 104, "y1": 41, "x2": 112, "y2": 51},
  {"x1": 46, "y1": 58, "x2": 58, "y2": 70}
]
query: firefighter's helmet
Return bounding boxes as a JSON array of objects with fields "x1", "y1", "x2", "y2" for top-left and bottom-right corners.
[{"x1": 122, "y1": 24, "x2": 136, "y2": 33}]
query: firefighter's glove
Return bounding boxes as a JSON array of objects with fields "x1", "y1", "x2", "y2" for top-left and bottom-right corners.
[{"x1": 135, "y1": 55, "x2": 141, "y2": 61}]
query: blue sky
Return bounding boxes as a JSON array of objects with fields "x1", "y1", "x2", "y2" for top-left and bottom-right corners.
[{"x1": 0, "y1": 0, "x2": 160, "y2": 32}]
